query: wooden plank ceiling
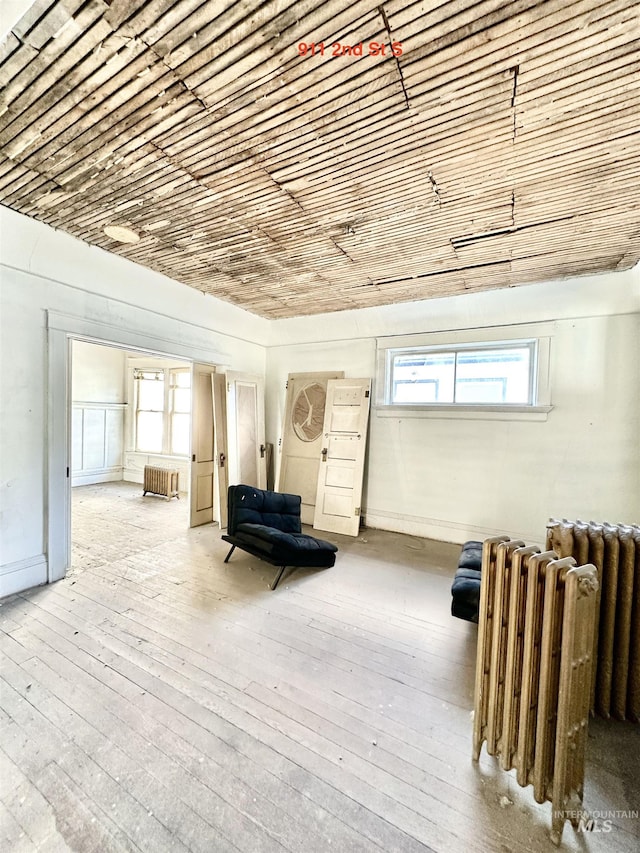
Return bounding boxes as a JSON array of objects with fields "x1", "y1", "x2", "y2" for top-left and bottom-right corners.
[{"x1": 1, "y1": 0, "x2": 639, "y2": 319}]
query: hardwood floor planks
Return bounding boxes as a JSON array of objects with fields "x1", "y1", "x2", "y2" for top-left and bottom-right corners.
[
  {"x1": 1, "y1": 629, "x2": 304, "y2": 853},
  {"x1": 1, "y1": 483, "x2": 639, "y2": 852},
  {"x1": 0, "y1": 668, "x2": 182, "y2": 852},
  {"x1": 6, "y1": 601, "x2": 428, "y2": 853}
]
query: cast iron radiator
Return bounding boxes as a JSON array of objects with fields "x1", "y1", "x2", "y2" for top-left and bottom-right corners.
[
  {"x1": 472, "y1": 537, "x2": 599, "y2": 845},
  {"x1": 142, "y1": 465, "x2": 180, "y2": 500},
  {"x1": 546, "y1": 519, "x2": 640, "y2": 722}
]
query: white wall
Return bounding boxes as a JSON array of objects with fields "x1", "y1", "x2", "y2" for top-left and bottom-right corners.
[
  {"x1": 0, "y1": 207, "x2": 268, "y2": 597},
  {"x1": 73, "y1": 340, "x2": 126, "y2": 403},
  {"x1": 266, "y1": 268, "x2": 640, "y2": 545}
]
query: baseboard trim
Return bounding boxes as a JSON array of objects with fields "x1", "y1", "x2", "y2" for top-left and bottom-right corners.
[
  {"x1": 72, "y1": 469, "x2": 123, "y2": 487},
  {"x1": 0, "y1": 554, "x2": 48, "y2": 598},
  {"x1": 363, "y1": 509, "x2": 541, "y2": 547}
]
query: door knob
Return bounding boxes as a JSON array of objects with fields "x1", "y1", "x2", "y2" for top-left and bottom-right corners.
[
  {"x1": 260, "y1": 444, "x2": 266, "y2": 458},
  {"x1": 321, "y1": 447, "x2": 328, "y2": 462}
]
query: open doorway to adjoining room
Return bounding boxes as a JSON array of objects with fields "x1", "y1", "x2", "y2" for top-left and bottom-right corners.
[{"x1": 70, "y1": 340, "x2": 199, "y2": 575}]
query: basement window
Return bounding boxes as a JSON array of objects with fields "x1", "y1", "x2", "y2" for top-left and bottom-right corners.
[{"x1": 376, "y1": 324, "x2": 553, "y2": 420}]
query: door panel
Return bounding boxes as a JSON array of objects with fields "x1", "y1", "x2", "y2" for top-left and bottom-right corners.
[
  {"x1": 276, "y1": 372, "x2": 343, "y2": 525},
  {"x1": 329, "y1": 407, "x2": 363, "y2": 432},
  {"x1": 237, "y1": 382, "x2": 258, "y2": 484},
  {"x1": 190, "y1": 364, "x2": 216, "y2": 527},
  {"x1": 211, "y1": 373, "x2": 229, "y2": 529},
  {"x1": 327, "y1": 434, "x2": 358, "y2": 460},
  {"x1": 279, "y1": 456, "x2": 318, "y2": 505},
  {"x1": 196, "y1": 475, "x2": 213, "y2": 511},
  {"x1": 319, "y1": 490, "x2": 353, "y2": 518},
  {"x1": 325, "y1": 462, "x2": 355, "y2": 489},
  {"x1": 313, "y1": 378, "x2": 371, "y2": 537},
  {"x1": 226, "y1": 372, "x2": 266, "y2": 489}
]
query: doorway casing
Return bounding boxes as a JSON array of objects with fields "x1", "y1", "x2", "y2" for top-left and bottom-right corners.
[{"x1": 47, "y1": 310, "x2": 226, "y2": 585}]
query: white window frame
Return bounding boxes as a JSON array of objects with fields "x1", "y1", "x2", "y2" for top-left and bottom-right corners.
[
  {"x1": 168, "y1": 368, "x2": 191, "y2": 456},
  {"x1": 375, "y1": 322, "x2": 554, "y2": 421},
  {"x1": 132, "y1": 365, "x2": 191, "y2": 455}
]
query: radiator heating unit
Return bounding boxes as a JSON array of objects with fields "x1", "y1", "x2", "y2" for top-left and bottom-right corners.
[
  {"x1": 547, "y1": 519, "x2": 640, "y2": 722},
  {"x1": 473, "y1": 537, "x2": 599, "y2": 845},
  {"x1": 142, "y1": 465, "x2": 180, "y2": 500}
]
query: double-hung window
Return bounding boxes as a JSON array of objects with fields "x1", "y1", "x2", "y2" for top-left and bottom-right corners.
[
  {"x1": 169, "y1": 369, "x2": 191, "y2": 455},
  {"x1": 133, "y1": 367, "x2": 191, "y2": 454}
]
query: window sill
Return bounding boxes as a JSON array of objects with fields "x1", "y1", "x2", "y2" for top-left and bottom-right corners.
[
  {"x1": 375, "y1": 404, "x2": 553, "y2": 421},
  {"x1": 127, "y1": 450, "x2": 191, "y2": 459}
]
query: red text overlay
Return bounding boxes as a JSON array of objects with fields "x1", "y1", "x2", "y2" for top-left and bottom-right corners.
[{"x1": 298, "y1": 42, "x2": 403, "y2": 57}]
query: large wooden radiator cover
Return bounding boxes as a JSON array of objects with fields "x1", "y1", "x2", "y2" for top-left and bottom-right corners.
[{"x1": 473, "y1": 537, "x2": 599, "y2": 845}]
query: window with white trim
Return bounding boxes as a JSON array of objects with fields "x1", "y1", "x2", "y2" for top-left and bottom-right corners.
[
  {"x1": 390, "y1": 341, "x2": 535, "y2": 405},
  {"x1": 376, "y1": 324, "x2": 553, "y2": 419},
  {"x1": 169, "y1": 369, "x2": 191, "y2": 455},
  {"x1": 134, "y1": 367, "x2": 191, "y2": 454}
]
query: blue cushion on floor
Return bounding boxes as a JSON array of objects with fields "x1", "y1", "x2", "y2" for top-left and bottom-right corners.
[
  {"x1": 451, "y1": 540, "x2": 483, "y2": 622},
  {"x1": 229, "y1": 485, "x2": 302, "y2": 535},
  {"x1": 236, "y1": 523, "x2": 337, "y2": 555},
  {"x1": 458, "y1": 548, "x2": 482, "y2": 570}
]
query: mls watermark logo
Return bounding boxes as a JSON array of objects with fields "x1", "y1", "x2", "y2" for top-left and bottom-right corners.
[
  {"x1": 556, "y1": 809, "x2": 638, "y2": 834},
  {"x1": 576, "y1": 815, "x2": 613, "y2": 834}
]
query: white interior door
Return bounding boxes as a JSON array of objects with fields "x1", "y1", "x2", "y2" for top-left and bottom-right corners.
[
  {"x1": 313, "y1": 378, "x2": 372, "y2": 537},
  {"x1": 276, "y1": 372, "x2": 344, "y2": 524},
  {"x1": 211, "y1": 373, "x2": 229, "y2": 529},
  {"x1": 190, "y1": 363, "x2": 216, "y2": 527},
  {"x1": 226, "y1": 372, "x2": 266, "y2": 489}
]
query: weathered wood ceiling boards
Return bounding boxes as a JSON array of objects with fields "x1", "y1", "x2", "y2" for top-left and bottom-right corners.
[{"x1": 1, "y1": 0, "x2": 639, "y2": 318}]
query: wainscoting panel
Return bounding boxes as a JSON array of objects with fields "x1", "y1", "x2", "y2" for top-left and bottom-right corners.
[{"x1": 72, "y1": 403, "x2": 125, "y2": 486}]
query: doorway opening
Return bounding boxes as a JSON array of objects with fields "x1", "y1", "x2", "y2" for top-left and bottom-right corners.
[
  {"x1": 70, "y1": 340, "x2": 219, "y2": 575},
  {"x1": 47, "y1": 315, "x2": 266, "y2": 586}
]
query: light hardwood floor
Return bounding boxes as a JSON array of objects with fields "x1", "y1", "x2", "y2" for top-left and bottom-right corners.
[{"x1": 1, "y1": 482, "x2": 638, "y2": 853}]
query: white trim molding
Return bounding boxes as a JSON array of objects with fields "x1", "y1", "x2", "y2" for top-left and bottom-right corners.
[
  {"x1": 363, "y1": 508, "x2": 542, "y2": 549},
  {"x1": 375, "y1": 320, "x2": 554, "y2": 420},
  {"x1": 47, "y1": 310, "x2": 227, "y2": 585},
  {"x1": 1, "y1": 554, "x2": 48, "y2": 598},
  {"x1": 375, "y1": 404, "x2": 553, "y2": 421},
  {"x1": 48, "y1": 310, "x2": 230, "y2": 366}
]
